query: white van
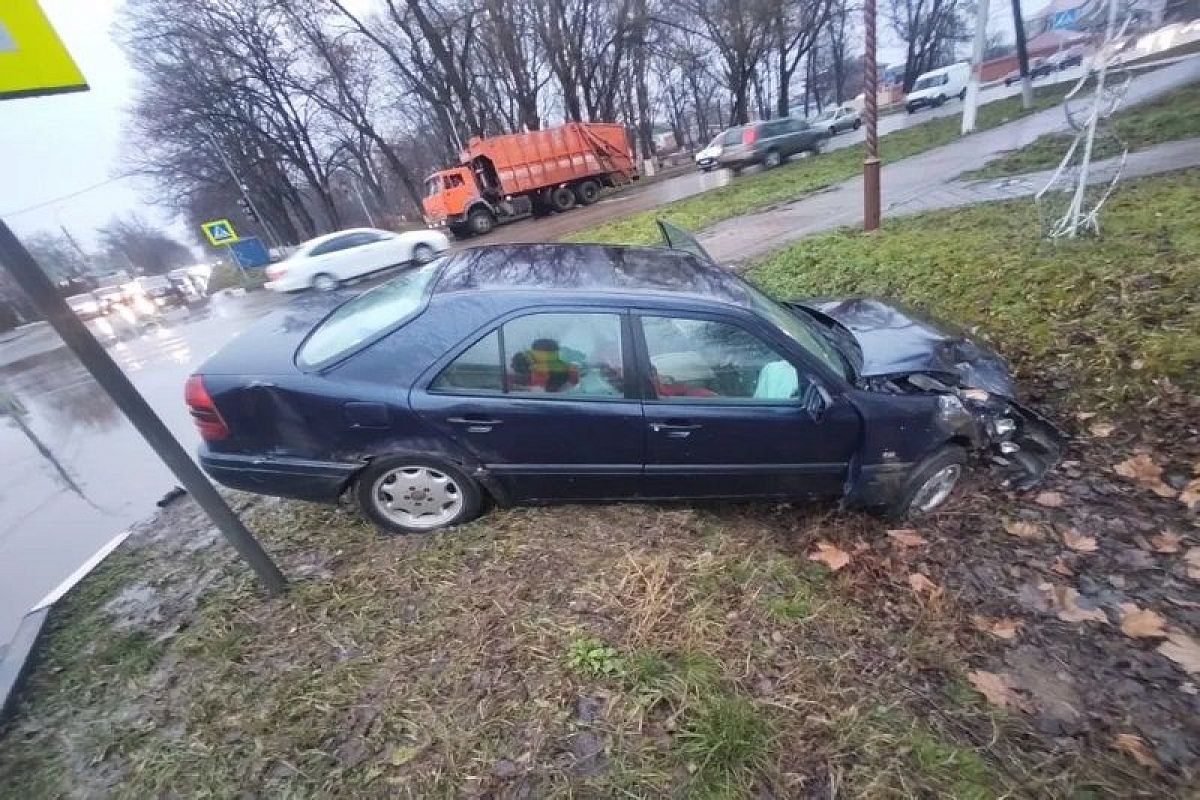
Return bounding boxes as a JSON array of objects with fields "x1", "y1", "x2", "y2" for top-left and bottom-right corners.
[{"x1": 905, "y1": 62, "x2": 970, "y2": 113}]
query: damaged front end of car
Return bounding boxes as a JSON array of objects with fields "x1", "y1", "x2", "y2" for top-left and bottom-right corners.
[{"x1": 864, "y1": 371, "x2": 1067, "y2": 490}]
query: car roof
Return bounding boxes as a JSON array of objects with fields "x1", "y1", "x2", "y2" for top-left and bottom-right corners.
[
  {"x1": 300, "y1": 227, "x2": 382, "y2": 249},
  {"x1": 432, "y1": 243, "x2": 759, "y2": 309}
]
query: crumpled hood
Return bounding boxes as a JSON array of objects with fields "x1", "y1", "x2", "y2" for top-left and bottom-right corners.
[{"x1": 794, "y1": 298, "x2": 1017, "y2": 397}]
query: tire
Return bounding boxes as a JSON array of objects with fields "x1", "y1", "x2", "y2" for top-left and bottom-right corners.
[
  {"x1": 412, "y1": 243, "x2": 435, "y2": 264},
  {"x1": 574, "y1": 179, "x2": 601, "y2": 205},
  {"x1": 958, "y1": 88, "x2": 967, "y2": 101},
  {"x1": 885, "y1": 444, "x2": 968, "y2": 521},
  {"x1": 550, "y1": 185, "x2": 576, "y2": 212},
  {"x1": 355, "y1": 456, "x2": 483, "y2": 535},
  {"x1": 467, "y1": 207, "x2": 495, "y2": 235},
  {"x1": 762, "y1": 149, "x2": 782, "y2": 169},
  {"x1": 853, "y1": 118, "x2": 862, "y2": 130},
  {"x1": 934, "y1": 94, "x2": 947, "y2": 107},
  {"x1": 808, "y1": 141, "x2": 822, "y2": 156},
  {"x1": 828, "y1": 126, "x2": 837, "y2": 136},
  {"x1": 311, "y1": 272, "x2": 339, "y2": 292}
]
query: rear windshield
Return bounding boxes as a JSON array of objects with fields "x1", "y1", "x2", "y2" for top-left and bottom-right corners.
[{"x1": 297, "y1": 259, "x2": 444, "y2": 368}]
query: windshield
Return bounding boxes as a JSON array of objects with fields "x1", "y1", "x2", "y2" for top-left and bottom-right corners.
[
  {"x1": 424, "y1": 177, "x2": 440, "y2": 198},
  {"x1": 297, "y1": 259, "x2": 444, "y2": 368},
  {"x1": 913, "y1": 73, "x2": 947, "y2": 90},
  {"x1": 814, "y1": 108, "x2": 837, "y2": 121},
  {"x1": 742, "y1": 283, "x2": 850, "y2": 379}
]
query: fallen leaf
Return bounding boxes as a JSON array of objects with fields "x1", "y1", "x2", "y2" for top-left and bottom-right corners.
[
  {"x1": 887, "y1": 529, "x2": 926, "y2": 547},
  {"x1": 1060, "y1": 527, "x2": 1098, "y2": 553},
  {"x1": 1118, "y1": 603, "x2": 1168, "y2": 638},
  {"x1": 1179, "y1": 478, "x2": 1200, "y2": 511},
  {"x1": 1115, "y1": 453, "x2": 1162, "y2": 482},
  {"x1": 1113, "y1": 733, "x2": 1159, "y2": 769},
  {"x1": 1148, "y1": 531, "x2": 1183, "y2": 553},
  {"x1": 1114, "y1": 454, "x2": 1176, "y2": 497},
  {"x1": 971, "y1": 615, "x2": 1022, "y2": 640},
  {"x1": 1088, "y1": 422, "x2": 1115, "y2": 438},
  {"x1": 1003, "y1": 519, "x2": 1042, "y2": 540},
  {"x1": 967, "y1": 670, "x2": 1022, "y2": 709},
  {"x1": 1158, "y1": 631, "x2": 1200, "y2": 675},
  {"x1": 1048, "y1": 584, "x2": 1108, "y2": 624},
  {"x1": 1034, "y1": 491, "x2": 1064, "y2": 508},
  {"x1": 1051, "y1": 557, "x2": 1074, "y2": 576},
  {"x1": 1075, "y1": 411, "x2": 1097, "y2": 421},
  {"x1": 1186, "y1": 548, "x2": 1200, "y2": 582},
  {"x1": 808, "y1": 541, "x2": 850, "y2": 572},
  {"x1": 907, "y1": 573, "x2": 942, "y2": 597}
]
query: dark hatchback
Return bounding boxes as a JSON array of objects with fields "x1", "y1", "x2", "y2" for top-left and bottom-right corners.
[{"x1": 188, "y1": 224, "x2": 1063, "y2": 534}]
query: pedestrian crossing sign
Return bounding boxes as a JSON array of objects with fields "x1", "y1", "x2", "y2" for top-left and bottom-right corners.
[
  {"x1": 0, "y1": 0, "x2": 89, "y2": 101},
  {"x1": 201, "y1": 219, "x2": 240, "y2": 247}
]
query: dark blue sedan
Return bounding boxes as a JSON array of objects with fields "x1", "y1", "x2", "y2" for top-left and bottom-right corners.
[{"x1": 188, "y1": 223, "x2": 1062, "y2": 534}]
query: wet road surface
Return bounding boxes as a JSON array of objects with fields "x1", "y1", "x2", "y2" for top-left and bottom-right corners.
[{"x1": 0, "y1": 293, "x2": 282, "y2": 645}]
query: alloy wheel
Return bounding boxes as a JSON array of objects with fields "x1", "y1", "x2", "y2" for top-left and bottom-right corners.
[
  {"x1": 372, "y1": 466, "x2": 464, "y2": 530},
  {"x1": 910, "y1": 464, "x2": 963, "y2": 514}
]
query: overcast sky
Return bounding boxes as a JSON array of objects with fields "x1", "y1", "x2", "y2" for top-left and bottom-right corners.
[{"x1": 0, "y1": 0, "x2": 1038, "y2": 255}]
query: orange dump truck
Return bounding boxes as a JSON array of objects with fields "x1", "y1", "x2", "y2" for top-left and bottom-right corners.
[{"x1": 422, "y1": 122, "x2": 638, "y2": 238}]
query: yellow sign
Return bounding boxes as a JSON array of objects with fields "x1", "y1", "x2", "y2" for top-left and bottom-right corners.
[
  {"x1": 0, "y1": 1, "x2": 88, "y2": 101},
  {"x1": 201, "y1": 219, "x2": 240, "y2": 247}
]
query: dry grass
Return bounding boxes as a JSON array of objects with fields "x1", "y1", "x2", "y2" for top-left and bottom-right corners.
[{"x1": 0, "y1": 493, "x2": 1149, "y2": 798}]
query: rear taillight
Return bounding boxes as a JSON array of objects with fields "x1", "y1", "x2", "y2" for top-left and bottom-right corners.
[
  {"x1": 185, "y1": 375, "x2": 230, "y2": 441},
  {"x1": 742, "y1": 127, "x2": 759, "y2": 145},
  {"x1": 266, "y1": 264, "x2": 287, "y2": 281}
]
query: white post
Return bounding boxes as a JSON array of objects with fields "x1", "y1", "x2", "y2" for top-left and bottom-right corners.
[
  {"x1": 1066, "y1": 0, "x2": 1119, "y2": 236},
  {"x1": 962, "y1": 0, "x2": 991, "y2": 134}
]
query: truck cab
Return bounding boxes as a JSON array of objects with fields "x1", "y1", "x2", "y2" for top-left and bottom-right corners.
[{"x1": 423, "y1": 168, "x2": 476, "y2": 229}]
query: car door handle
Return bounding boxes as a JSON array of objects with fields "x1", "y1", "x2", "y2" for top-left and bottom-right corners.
[
  {"x1": 650, "y1": 422, "x2": 702, "y2": 438},
  {"x1": 446, "y1": 416, "x2": 504, "y2": 433}
]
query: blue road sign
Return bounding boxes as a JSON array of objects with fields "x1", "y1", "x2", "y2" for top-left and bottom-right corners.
[
  {"x1": 1052, "y1": 9, "x2": 1079, "y2": 29},
  {"x1": 228, "y1": 237, "x2": 270, "y2": 269}
]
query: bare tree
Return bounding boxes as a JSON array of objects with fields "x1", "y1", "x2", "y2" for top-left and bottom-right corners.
[
  {"x1": 889, "y1": 0, "x2": 969, "y2": 91},
  {"x1": 769, "y1": 0, "x2": 834, "y2": 117},
  {"x1": 97, "y1": 215, "x2": 194, "y2": 275}
]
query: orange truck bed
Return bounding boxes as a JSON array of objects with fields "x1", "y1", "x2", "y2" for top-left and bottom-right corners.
[{"x1": 465, "y1": 122, "x2": 636, "y2": 194}]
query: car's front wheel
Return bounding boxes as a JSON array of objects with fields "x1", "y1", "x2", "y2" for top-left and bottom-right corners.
[
  {"x1": 412, "y1": 243, "x2": 435, "y2": 264},
  {"x1": 355, "y1": 457, "x2": 483, "y2": 535},
  {"x1": 886, "y1": 444, "x2": 967, "y2": 521},
  {"x1": 311, "y1": 272, "x2": 339, "y2": 292}
]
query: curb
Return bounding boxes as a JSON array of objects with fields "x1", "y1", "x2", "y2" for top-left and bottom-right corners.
[{"x1": 0, "y1": 530, "x2": 131, "y2": 723}]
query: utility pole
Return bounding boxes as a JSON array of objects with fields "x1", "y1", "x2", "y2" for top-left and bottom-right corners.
[
  {"x1": 1011, "y1": 0, "x2": 1035, "y2": 109},
  {"x1": 863, "y1": 0, "x2": 881, "y2": 231},
  {"x1": 962, "y1": 0, "x2": 992, "y2": 133},
  {"x1": 0, "y1": 220, "x2": 288, "y2": 596},
  {"x1": 203, "y1": 130, "x2": 282, "y2": 249}
]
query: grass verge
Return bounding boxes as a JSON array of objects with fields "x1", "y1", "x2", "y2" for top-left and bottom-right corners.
[
  {"x1": 961, "y1": 80, "x2": 1200, "y2": 180},
  {"x1": 565, "y1": 84, "x2": 1077, "y2": 246},
  {"x1": 749, "y1": 169, "x2": 1200, "y2": 408}
]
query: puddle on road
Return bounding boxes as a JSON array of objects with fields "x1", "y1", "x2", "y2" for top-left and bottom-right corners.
[{"x1": 0, "y1": 294, "x2": 280, "y2": 646}]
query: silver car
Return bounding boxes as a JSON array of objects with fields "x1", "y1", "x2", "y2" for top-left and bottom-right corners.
[{"x1": 813, "y1": 105, "x2": 862, "y2": 135}]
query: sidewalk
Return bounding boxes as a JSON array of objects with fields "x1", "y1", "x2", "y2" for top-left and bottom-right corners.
[{"x1": 703, "y1": 56, "x2": 1200, "y2": 266}]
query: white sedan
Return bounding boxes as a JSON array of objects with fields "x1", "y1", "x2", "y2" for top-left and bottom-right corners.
[{"x1": 265, "y1": 227, "x2": 449, "y2": 292}]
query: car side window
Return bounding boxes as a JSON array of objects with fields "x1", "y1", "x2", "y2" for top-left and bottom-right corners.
[
  {"x1": 431, "y1": 331, "x2": 503, "y2": 393},
  {"x1": 642, "y1": 316, "x2": 801, "y2": 402},
  {"x1": 504, "y1": 313, "x2": 624, "y2": 398},
  {"x1": 431, "y1": 313, "x2": 625, "y2": 399},
  {"x1": 309, "y1": 235, "x2": 355, "y2": 256}
]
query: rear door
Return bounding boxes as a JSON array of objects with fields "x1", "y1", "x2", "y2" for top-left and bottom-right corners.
[
  {"x1": 411, "y1": 309, "x2": 645, "y2": 501},
  {"x1": 634, "y1": 310, "x2": 861, "y2": 499}
]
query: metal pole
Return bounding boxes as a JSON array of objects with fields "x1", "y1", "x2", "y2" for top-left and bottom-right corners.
[
  {"x1": 962, "y1": 0, "x2": 992, "y2": 134},
  {"x1": 203, "y1": 131, "x2": 282, "y2": 249},
  {"x1": 0, "y1": 219, "x2": 287, "y2": 595},
  {"x1": 1011, "y1": 0, "x2": 1035, "y2": 109},
  {"x1": 863, "y1": 0, "x2": 881, "y2": 231},
  {"x1": 353, "y1": 178, "x2": 377, "y2": 228},
  {"x1": 1066, "y1": 0, "x2": 1118, "y2": 236}
]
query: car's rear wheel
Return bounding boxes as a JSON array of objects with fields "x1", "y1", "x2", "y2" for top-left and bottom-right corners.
[
  {"x1": 412, "y1": 243, "x2": 435, "y2": 263},
  {"x1": 550, "y1": 185, "x2": 577, "y2": 212},
  {"x1": 886, "y1": 444, "x2": 967, "y2": 521},
  {"x1": 762, "y1": 149, "x2": 782, "y2": 169},
  {"x1": 356, "y1": 456, "x2": 482, "y2": 535},
  {"x1": 853, "y1": 118, "x2": 862, "y2": 130},
  {"x1": 311, "y1": 272, "x2": 339, "y2": 292},
  {"x1": 574, "y1": 179, "x2": 601, "y2": 205}
]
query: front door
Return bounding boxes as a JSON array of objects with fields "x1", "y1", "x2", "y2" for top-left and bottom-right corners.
[
  {"x1": 411, "y1": 310, "x2": 644, "y2": 501},
  {"x1": 636, "y1": 312, "x2": 861, "y2": 499}
]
